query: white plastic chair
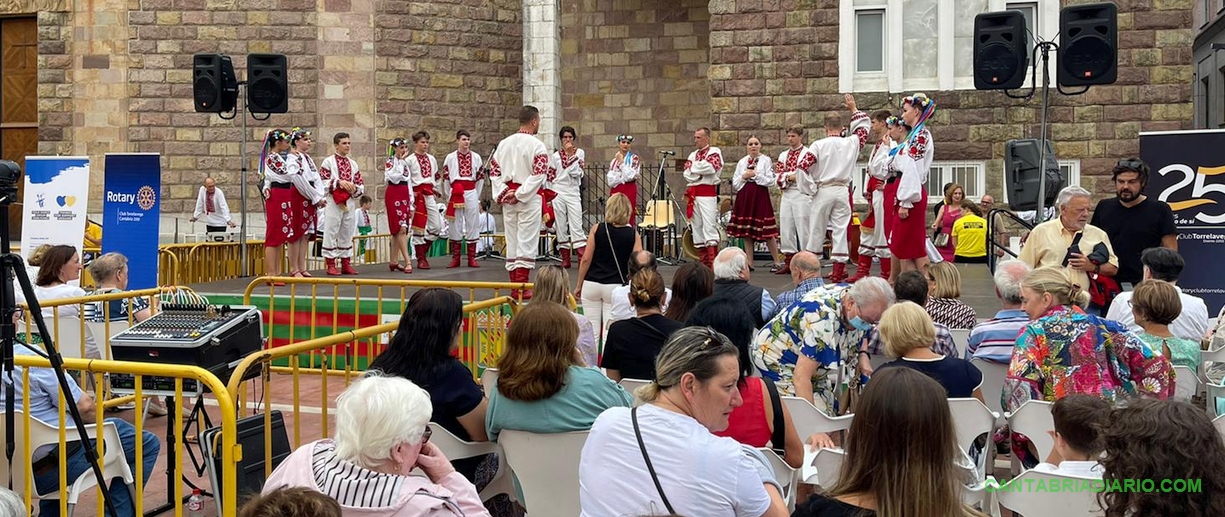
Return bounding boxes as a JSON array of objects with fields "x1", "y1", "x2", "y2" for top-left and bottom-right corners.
[
  {"x1": 950, "y1": 328, "x2": 971, "y2": 359},
  {"x1": 0, "y1": 412, "x2": 134, "y2": 515},
  {"x1": 480, "y1": 368, "x2": 498, "y2": 395},
  {"x1": 1006, "y1": 399, "x2": 1055, "y2": 477},
  {"x1": 423, "y1": 423, "x2": 513, "y2": 503},
  {"x1": 1209, "y1": 379, "x2": 1225, "y2": 418},
  {"x1": 969, "y1": 358, "x2": 1009, "y2": 428},
  {"x1": 618, "y1": 378, "x2": 650, "y2": 404},
  {"x1": 47, "y1": 316, "x2": 94, "y2": 360},
  {"x1": 86, "y1": 320, "x2": 128, "y2": 361},
  {"x1": 993, "y1": 470, "x2": 1102, "y2": 516},
  {"x1": 801, "y1": 447, "x2": 845, "y2": 489},
  {"x1": 1214, "y1": 414, "x2": 1225, "y2": 440},
  {"x1": 498, "y1": 430, "x2": 587, "y2": 517},
  {"x1": 757, "y1": 448, "x2": 798, "y2": 509},
  {"x1": 948, "y1": 398, "x2": 1000, "y2": 481},
  {"x1": 781, "y1": 396, "x2": 854, "y2": 435},
  {"x1": 1173, "y1": 365, "x2": 1200, "y2": 402}
]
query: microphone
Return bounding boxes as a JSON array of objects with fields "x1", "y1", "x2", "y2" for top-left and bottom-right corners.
[{"x1": 660, "y1": 150, "x2": 676, "y2": 156}]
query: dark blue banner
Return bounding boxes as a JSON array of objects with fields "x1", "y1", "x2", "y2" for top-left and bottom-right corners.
[
  {"x1": 1141, "y1": 129, "x2": 1225, "y2": 316},
  {"x1": 102, "y1": 153, "x2": 161, "y2": 289}
]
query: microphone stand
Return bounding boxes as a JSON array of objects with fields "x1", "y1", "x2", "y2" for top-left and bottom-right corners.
[{"x1": 646, "y1": 151, "x2": 689, "y2": 265}]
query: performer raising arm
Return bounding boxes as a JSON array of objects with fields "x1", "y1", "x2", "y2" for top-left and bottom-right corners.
[
  {"x1": 441, "y1": 130, "x2": 484, "y2": 269},
  {"x1": 491, "y1": 105, "x2": 551, "y2": 299},
  {"x1": 804, "y1": 94, "x2": 870, "y2": 283},
  {"x1": 551, "y1": 126, "x2": 587, "y2": 268},
  {"x1": 607, "y1": 134, "x2": 640, "y2": 224},
  {"x1": 683, "y1": 127, "x2": 724, "y2": 269},
  {"x1": 848, "y1": 111, "x2": 897, "y2": 282},
  {"x1": 318, "y1": 132, "x2": 364, "y2": 276}
]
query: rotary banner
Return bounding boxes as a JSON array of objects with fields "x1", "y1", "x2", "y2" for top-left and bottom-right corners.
[{"x1": 102, "y1": 153, "x2": 161, "y2": 289}]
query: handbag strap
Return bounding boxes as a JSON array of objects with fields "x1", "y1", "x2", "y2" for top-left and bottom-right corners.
[
  {"x1": 763, "y1": 378, "x2": 786, "y2": 457},
  {"x1": 632, "y1": 407, "x2": 675, "y2": 514},
  {"x1": 605, "y1": 223, "x2": 626, "y2": 285}
]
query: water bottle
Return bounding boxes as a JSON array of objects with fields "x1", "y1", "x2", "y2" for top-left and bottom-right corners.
[{"x1": 188, "y1": 488, "x2": 204, "y2": 516}]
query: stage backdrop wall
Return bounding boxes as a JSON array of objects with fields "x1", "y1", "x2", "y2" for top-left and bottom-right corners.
[
  {"x1": 1140, "y1": 129, "x2": 1225, "y2": 316},
  {"x1": 102, "y1": 153, "x2": 161, "y2": 289},
  {"x1": 20, "y1": 156, "x2": 90, "y2": 269}
]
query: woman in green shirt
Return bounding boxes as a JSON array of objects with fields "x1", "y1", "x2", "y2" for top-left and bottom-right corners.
[{"x1": 1132, "y1": 279, "x2": 1201, "y2": 372}]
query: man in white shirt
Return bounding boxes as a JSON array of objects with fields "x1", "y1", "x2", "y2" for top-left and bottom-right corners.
[
  {"x1": 318, "y1": 132, "x2": 365, "y2": 276},
  {"x1": 683, "y1": 127, "x2": 724, "y2": 269},
  {"x1": 1106, "y1": 247, "x2": 1209, "y2": 340},
  {"x1": 442, "y1": 130, "x2": 485, "y2": 268},
  {"x1": 848, "y1": 111, "x2": 895, "y2": 282},
  {"x1": 773, "y1": 125, "x2": 818, "y2": 275},
  {"x1": 491, "y1": 105, "x2": 551, "y2": 299},
  {"x1": 805, "y1": 94, "x2": 870, "y2": 283},
  {"x1": 477, "y1": 199, "x2": 497, "y2": 254},
  {"x1": 190, "y1": 177, "x2": 236, "y2": 233},
  {"x1": 1032, "y1": 394, "x2": 1110, "y2": 478},
  {"x1": 552, "y1": 126, "x2": 587, "y2": 268},
  {"x1": 407, "y1": 131, "x2": 444, "y2": 269},
  {"x1": 608, "y1": 250, "x2": 672, "y2": 323}
]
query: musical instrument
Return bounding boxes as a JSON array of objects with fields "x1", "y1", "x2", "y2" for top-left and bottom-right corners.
[
  {"x1": 640, "y1": 200, "x2": 677, "y2": 228},
  {"x1": 109, "y1": 304, "x2": 265, "y2": 396}
]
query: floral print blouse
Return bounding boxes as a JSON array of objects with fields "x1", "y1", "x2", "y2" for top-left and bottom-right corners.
[{"x1": 1003, "y1": 305, "x2": 1174, "y2": 413}]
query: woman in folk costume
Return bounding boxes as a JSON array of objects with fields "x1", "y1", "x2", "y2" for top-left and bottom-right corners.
[
  {"x1": 384, "y1": 137, "x2": 415, "y2": 274},
  {"x1": 607, "y1": 135, "x2": 640, "y2": 224},
  {"x1": 727, "y1": 135, "x2": 781, "y2": 271},
  {"x1": 259, "y1": 129, "x2": 294, "y2": 286},
  {"x1": 885, "y1": 93, "x2": 937, "y2": 283},
  {"x1": 288, "y1": 127, "x2": 326, "y2": 277},
  {"x1": 848, "y1": 111, "x2": 897, "y2": 282}
]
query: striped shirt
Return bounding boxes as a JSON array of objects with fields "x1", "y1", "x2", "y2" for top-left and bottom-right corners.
[
  {"x1": 965, "y1": 309, "x2": 1029, "y2": 363},
  {"x1": 770, "y1": 277, "x2": 825, "y2": 320}
]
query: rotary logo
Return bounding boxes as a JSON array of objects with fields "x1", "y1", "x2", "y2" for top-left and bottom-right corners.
[{"x1": 136, "y1": 186, "x2": 157, "y2": 210}]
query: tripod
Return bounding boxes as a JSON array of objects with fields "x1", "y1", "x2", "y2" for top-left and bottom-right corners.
[{"x1": 0, "y1": 160, "x2": 119, "y2": 515}]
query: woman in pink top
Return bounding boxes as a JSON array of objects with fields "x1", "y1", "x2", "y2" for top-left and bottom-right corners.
[{"x1": 932, "y1": 183, "x2": 964, "y2": 262}]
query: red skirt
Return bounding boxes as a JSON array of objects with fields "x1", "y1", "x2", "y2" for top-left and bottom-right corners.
[
  {"x1": 264, "y1": 187, "x2": 295, "y2": 247},
  {"x1": 727, "y1": 183, "x2": 779, "y2": 239},
  {"x1": 385, "y1": 183, "x2": 412, "y2": 231},
  {"x1": 885, "y1": 181, "x2": 928, "y2": 260},
  {"x1": 610, "y1": 182, "x2": 637, "y2": 223}
]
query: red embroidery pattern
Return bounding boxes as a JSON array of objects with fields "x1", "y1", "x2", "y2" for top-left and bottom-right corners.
[
  {"x1": 560, "y1": 150, "x2": 579, "y2": 170},
  {"x1": 908, "y1": 130, "x2": 930, "y2": 160},
  {"x1": 850, "y1": 112, "x2": 870, "y2": 148},
  {"x1": 384, "y1": 157, "x2": 395, "y2": 171},
  {"x1": 489, "y1": 158, "x2": 502, "y2": 178},
  {"x1": 458, "y1": 152, "x2": 474, "y2": 178},
  {"x1": 414, "y1": 153, "x2": 433, "y2": 179},
  {"x1": 266, "y1": 153, "x2": 287, "y2": 175},
  {"x1": 531, "y1": 154, "x2": 549, "y2": 176}
]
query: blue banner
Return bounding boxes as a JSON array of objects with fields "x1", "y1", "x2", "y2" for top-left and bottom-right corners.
[{"x1": 102, "y1": 153, "x2": 161, "y2": 289}]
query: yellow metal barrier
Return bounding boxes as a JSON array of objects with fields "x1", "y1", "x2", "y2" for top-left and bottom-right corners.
[{"x1": 183, "y1": 242, "x2": 268, "y2": 284}]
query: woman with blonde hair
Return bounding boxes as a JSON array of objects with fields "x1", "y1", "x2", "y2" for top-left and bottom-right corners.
[
  {"x1": 931, "y1": 183, "x2": 964, "y2": 262},
  {"x1": 532, "y1": 265, "x2": 598, "y2": 366},
  {"x1": 574, "y1": 192, "x2": 643, "y2": 344},
  {"x1": 925, "y1": 261, "x2": 977, "y2": 329},
  {"x1": 876, "y1": 301, "x2": 984, "y2": 401},
  {"x1": 603, "y1": 268, "x2": 684, "y2": 381},
  {"x1": 1131, "y1": 279, "x2": 1201, "y2": 372}
]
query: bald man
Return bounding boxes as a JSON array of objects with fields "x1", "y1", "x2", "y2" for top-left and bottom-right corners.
[
  {"x1": 770, "y1": 251, "x2": 825, "y2": 319},
  {"x1": 191, "y1": 177, "x2": 236, "y2": 233}
]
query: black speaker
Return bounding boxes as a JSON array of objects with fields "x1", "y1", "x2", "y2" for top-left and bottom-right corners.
[
  {"x1": 973, "y1": 10, "x2": 1029, "y2": 90},
  {"x1": 247, "y1": 53, "x2": 289, "y2": 114},
  {"x1": 192, "y1": 54, "x2": 237, "y2": 113},
  {"x1": 1058, "y1": 3, "x2": 1118, "y2": 87},
  {"x1": 1005, "y1": 139, "x2": 1064, "y2": 211}
]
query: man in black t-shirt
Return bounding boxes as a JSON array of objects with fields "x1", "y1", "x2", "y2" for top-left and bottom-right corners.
[{"x1": 1089, "y1": 158, "x2": 1178, "y2": 287}]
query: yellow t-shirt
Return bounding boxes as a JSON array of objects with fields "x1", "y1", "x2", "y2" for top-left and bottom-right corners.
[{"x1": 952, "y1": 214, "x2": 987, "y2": 258}]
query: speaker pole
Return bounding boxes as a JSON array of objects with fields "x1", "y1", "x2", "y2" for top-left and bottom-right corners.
[
  {"x1": 1034, "y1": 41, "x2": 1056, "y2": 225},
  {"x1": 238, "y1": 80, "x2": 250, "y2": 277}
]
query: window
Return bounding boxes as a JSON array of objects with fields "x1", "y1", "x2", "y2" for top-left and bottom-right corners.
[
  {"x1": 856, "y1": 10, "x2": 885, "y2": 72},
  {"x1": 851, "y1": 161, "x2": 987, "y2": 205}
]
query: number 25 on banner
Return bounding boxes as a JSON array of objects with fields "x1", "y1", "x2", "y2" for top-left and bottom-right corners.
[{"x1": 1158, "y1": 164, "x2": 1225, "y2": 224}]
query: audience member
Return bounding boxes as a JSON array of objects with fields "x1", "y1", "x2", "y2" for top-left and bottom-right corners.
[
  {"x1": 602, "y1": 268, "x2": 683, "y2": 381},
  {"x1": 1106, "y1": 247, "x2": 1208, "y2": 340},
  {"x1": 609, "y1": 250, "x2": 672, "y2": 323},
  {"x1": 574, "y1": 193, "x2": 642, "y2": 342},
  {"x1": 1032, "y1": 394, "x2": 1110, "y2": 477},
  {"x1": 965, "y1": 260, "x2": 1031, "y2": 363},
  {"x1": 925, "y1": 261, "x2": 977, "y2": 329},
  {"x1": 239, "y1": 487, "x2": 342, "y2": 517},
  {"x1": 32, "y1": 245, "x2": 99, "y2": 359},
  {"x1": 1018, "y1": 186, "x2": 1119, "y2": 314},
  {"x1": 792, "y1": 368, "x2": 983, "y2": 517},
  {"x1": 1131, "y1": 279, "x2": 1201, "y2": 372},
  {"x1": 857, "y1": 270, "x2": 958, "y2": 375},
  {"x1": 532, "y1": 265, "x2": 598, "y2": 366},
  {"x1": 1089, "y1": 158, "x2": 1178, "y2": 287},
  {"x1": 580, "y1": 327, "x2": 789, "y2": 517},
  {"x1": 663, "y1": 262, "x2": 713, "y2": 323},
  {"x1": 932, "y1": 183, "x2": 965, "y2": 262},
  {"x1": 687, "y1": 298, "x2": 805, "y2": 468},
  {"x1": 1099, "y1": 399, "x2": 1225, "y2": 517},
  {"x1": 951, "y1": 199, "x2": 988, "y2": 264},
  {"x1": 876, "y1": 301, "x2": 984, "y2": 401},
  {"x1": 0, "y1": 487, "x2": 23, "y2": 517},
  {"x1": 768, "y1": 251, "x2": 823, "y2": 320},
  {"x1": 753, "y1": 278, "x2": 894, "y2": 411},
  {"x1": 263, "y1": 373, "x2": 490, "y2": 517},
  {"x1": 86, "y1": 252, "x2": 153, "y2": 323},
  {"x1": 711, "y1": 247, "x2": 775, "y2": 328}
]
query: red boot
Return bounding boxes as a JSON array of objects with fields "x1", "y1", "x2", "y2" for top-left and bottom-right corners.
[
  {"x1": 774, "y1": 253, "x2": 793, "y2": 275},
  {"x1": 466, "y1": 242, "x2": 480, "y2": 268},
  {"x1": 416, "y1": 244, "x2": 431, "y2": 270},
  {"x1": 560, "y1": 248, "x2": 572, "y2": 269},
  {"x1": 519, "y1": 268, "x2": 533, "y2": 300},
  {"x1": 325, "y1": 258, "x2": 341, "y2": 276},
  {"x1": 828, "y1": 262, "x2": 848, "y2": 284},
  {"x1": 846, "y1": 254, "x2": 873, "y2": 283},
  {"x1": 340, "y1": 258, "x2": 358, "y2": 275},
  {"x1": 878, "y1": 257, "x2": 892, "y2": 280},
  {"x1": 701, "y1": 247, "x2": 716, "y2": 270},
  {"x1": 447, "y1": 241, "x2": 462, "y2": 268}
]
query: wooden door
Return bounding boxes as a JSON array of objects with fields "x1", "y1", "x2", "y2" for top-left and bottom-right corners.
[{"x1": 1, "y1": 17, "x2": 38, "y2": 242}]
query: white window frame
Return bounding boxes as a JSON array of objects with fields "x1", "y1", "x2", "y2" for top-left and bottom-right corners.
[
  {"x1": 999, "y1": 159, "x2": 1081, "y2": 205},
  {"x1": 852, "y1": 160, "x2": 987, "y2": 205}
]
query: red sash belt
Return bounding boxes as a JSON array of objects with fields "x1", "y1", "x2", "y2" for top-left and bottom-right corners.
[
  {"x1": 540, "y1": 188, "x2": 557, "y2": 226},
  {"x1": 685, "y1": 184, "x2": 718, "y2": 218},
  {"x1": 413, "y1": 184, "x2": 436, "y2": 197},
  {"x1": 446, "y1": 179, "x2": 477, "y2": 219}
]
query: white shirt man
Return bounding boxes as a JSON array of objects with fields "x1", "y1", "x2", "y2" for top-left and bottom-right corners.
[
  {"x1": 850, "y1": 114, "x2": 895, "y2": 282},
  {"x1": 191, "y1": 178, "x2": 235, "y2": 232},
  {"x1": 442, "y1": 130, "x2": 485, "y2": 269},
  {"x1": 550, "y1": 126, "x2": 587, "y2": 268},
  {"x1": 804, "y1": 94, "x2": 870, "y2": 283},
  {"x1": 683, "y1": 127, "x2": 723, "y2": 269},
  {"x1": 774, "y1": 126, "x2": 818, "y2": 275},
  {"x1": 318, "y1": 132, "x2": 365, "y2": 275},
  {"x1": 1105, "y1": 248, "x2": 1209, "y2": 340},
  {"x1": 491, "y1": 106, "x2": 551, "y2": 297},
  {"x1": 407, "y1": 132, "x2": 445, "y2": 269}
]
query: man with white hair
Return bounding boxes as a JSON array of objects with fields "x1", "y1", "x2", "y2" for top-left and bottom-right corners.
[
  {"x1": 1018, "y1": 185, "x2": 1118, "y2": 305},
  {"x1": 752, "y1": 277, "x2": 894, "y2": 411},
  {"x1": 966, "y1": 259, "x2": 1033, "y2": 363},
  {"x1": 711, "y1": 247, "x2": 775, "y2": 328}
]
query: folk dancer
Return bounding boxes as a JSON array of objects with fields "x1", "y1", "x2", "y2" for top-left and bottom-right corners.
[
  {"x1": 384, "y1": 138, "x2": 414, "y2": 273},
  {"x1": 190, "y1": 177, "x2": 236, "y2": 232},
  {"x1": 804, "y1": 94, "x2": 870, "y2": 283},
  {"x1": 550, "y1": 126, "x2": 587, "y2": 268},
  {"x1": 886, "y1": 93, "x2": 938, "y2": 282},
  {"x1": 848, "y1": 111, "x2": 897, "y2": 282},
  {"x1": 442, "y1": 130, "x2": 484, "y2": 268},
  {"x1": 491, "y1": 106, "x2": 551, "y2": 299},
  {"x1": 259, "y1": 129, "x2": 294, "y2": 285},
  {"x1": 288, "y1": 127, "x2": 326, "y2": 278},
  {"x1": 727, "y1": 136, "x2": 781, "y2": 271},
  {"x1": 684, "y1": 128, "x2": 724, "y2": 269},
  {"x1": 407, "y1": 131, "x2": 445, "y2": 269},
  {"x1": 318, "y1": 132, "x2": 365, "y2": 276},
  {"x1": 607, "y1": 134, "x2": 640, "y2": 225},
  {"x1": 773, "y1": 125, "x2": 818, "y2": 275}
]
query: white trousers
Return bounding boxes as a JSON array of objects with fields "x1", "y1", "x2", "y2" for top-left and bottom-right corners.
[
  {"x1": 448, "y1": 189, "x2": 481, "y2": 243},
  {"x1": 691, "y1": 196, "x2": 720, "y2": 247},
  {"x1": 858, "y1": 190, "x2": 891, "y2": 258},
  {"x1": 778, "y1": 188, "x2": 811, "y2": 254},
  {"x1": 553, "y1": 190, "x2": 586, "y2": 249},
  {"x1": 503, "y1": 195, "x2": 542, "y2": 271},
  {"x1": 581, "y1": 280, "x2": 619, "y2": 347},
  {"x1": 322, "y1": 199, "x2": 357, "y2": 259},
  {"x1": 805, "y1": 185, "x2": 851, "y2": 263},
  {"x1": 411, "y1": 195, "x2": 445, "y2": 245}
]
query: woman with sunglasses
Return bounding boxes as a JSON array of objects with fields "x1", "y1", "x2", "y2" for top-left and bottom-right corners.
[
  {"x1": 263, "y1": 372, "x2": 490, "y2": 517},
  {"x1": 607, "y1": 134, "x2": 641, "y2": 223},
  {"x1": 885, "y1": 93, "x2": 937, "y2": 283},
  {"x1": 728, "y1": 135, "x2": 781, "y2": 271}
]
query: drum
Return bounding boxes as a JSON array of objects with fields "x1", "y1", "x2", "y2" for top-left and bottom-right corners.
[
  {"x1": 641, "y1": 200, "x2": 676, "y2": 228},
  {"x1": 681, "y1": 229, "x2": 700, "y2": 260}
]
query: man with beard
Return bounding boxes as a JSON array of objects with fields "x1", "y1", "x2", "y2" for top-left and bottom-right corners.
[{"x1": 1089, "y1": 158, "x2": 1177, "y2": 287}]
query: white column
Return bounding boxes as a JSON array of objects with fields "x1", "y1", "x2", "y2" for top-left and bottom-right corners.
[{"x1": 523, "y1": 0, "x2": 562, "y2": 150}]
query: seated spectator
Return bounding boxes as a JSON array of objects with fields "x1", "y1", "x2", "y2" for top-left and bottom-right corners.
[
  {"x1": 1106, "y1": 247, "x2": 1209, "y2": 341},
  {"x1": 1099, "y1": 399, "x2": 1225, "y2": 517},
  {"x1": 1032, "y1": 394, "x2": 1109, "y2": 477},
  {"x1": 580, "y1": 327, "x2": 789, "y2": 517},
  {"x1": 876, "y1": 301, "x2": 984, "y2": 401},
  {"x1": 263, "y1": 373, "x2": 490, "y2": 517},
  {"x1": 951, "y1": 199, "x2": 988, "y2": 264},
  {"x1": 966, "y1": 259, "x2": 1031, "y2": 363},
  {"x1": 602, "y1": 268, "x2": 683, "y2": 382},
  {"x1": 609, "y1": 250, "x2": 672, "y2": 324},
  {"x1": 792, "y1": 368, "x2": 981, "y2": 517},
  {"x1": 31, "y1": 245, "x2": 99, "y2": 358},
  {"x1": 86, "y1": 252, "x2": 154, "y2": 323},
  {"x1": 239, "y1": 487, "x2": 342, "y2": 517},
  {"x1": 1132, "y1": 279, "x2": 1201, "y2": 372},
  {"x1": 0, "y1": 487, "x2": 22, "y2": 517},
  {"x1": 687, "y1": 297, "x2": 806, "y2": 468},
  {"x1": 663, "y1": 262, "x2": 713, "y2": 323},
  {"x1": 487, "y1": 301, "x2": 631, "y2": 441},
  {"x1": 531, "y1": 265, "x2": 597, "y2": 366},
  {"x1": 857, "y1": 270, "x2": 958, "y2": 375},
  {"x1": 768, "y1": 251, "x2": 823, "y2": 320},
  {"x1": 925, "y1": 261, "x2": 977, "y2": 330},
  {"x1": 369, "y1": 288, "x2": 489, "y2": 482},
  {"x1": 711, "y1": 247, "x2": 775, "y2": 328}
]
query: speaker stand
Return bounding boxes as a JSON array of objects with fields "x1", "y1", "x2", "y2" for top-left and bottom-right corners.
[{"x1": 1033, "y1": 41, "x2": 1055, "y2": 226}]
